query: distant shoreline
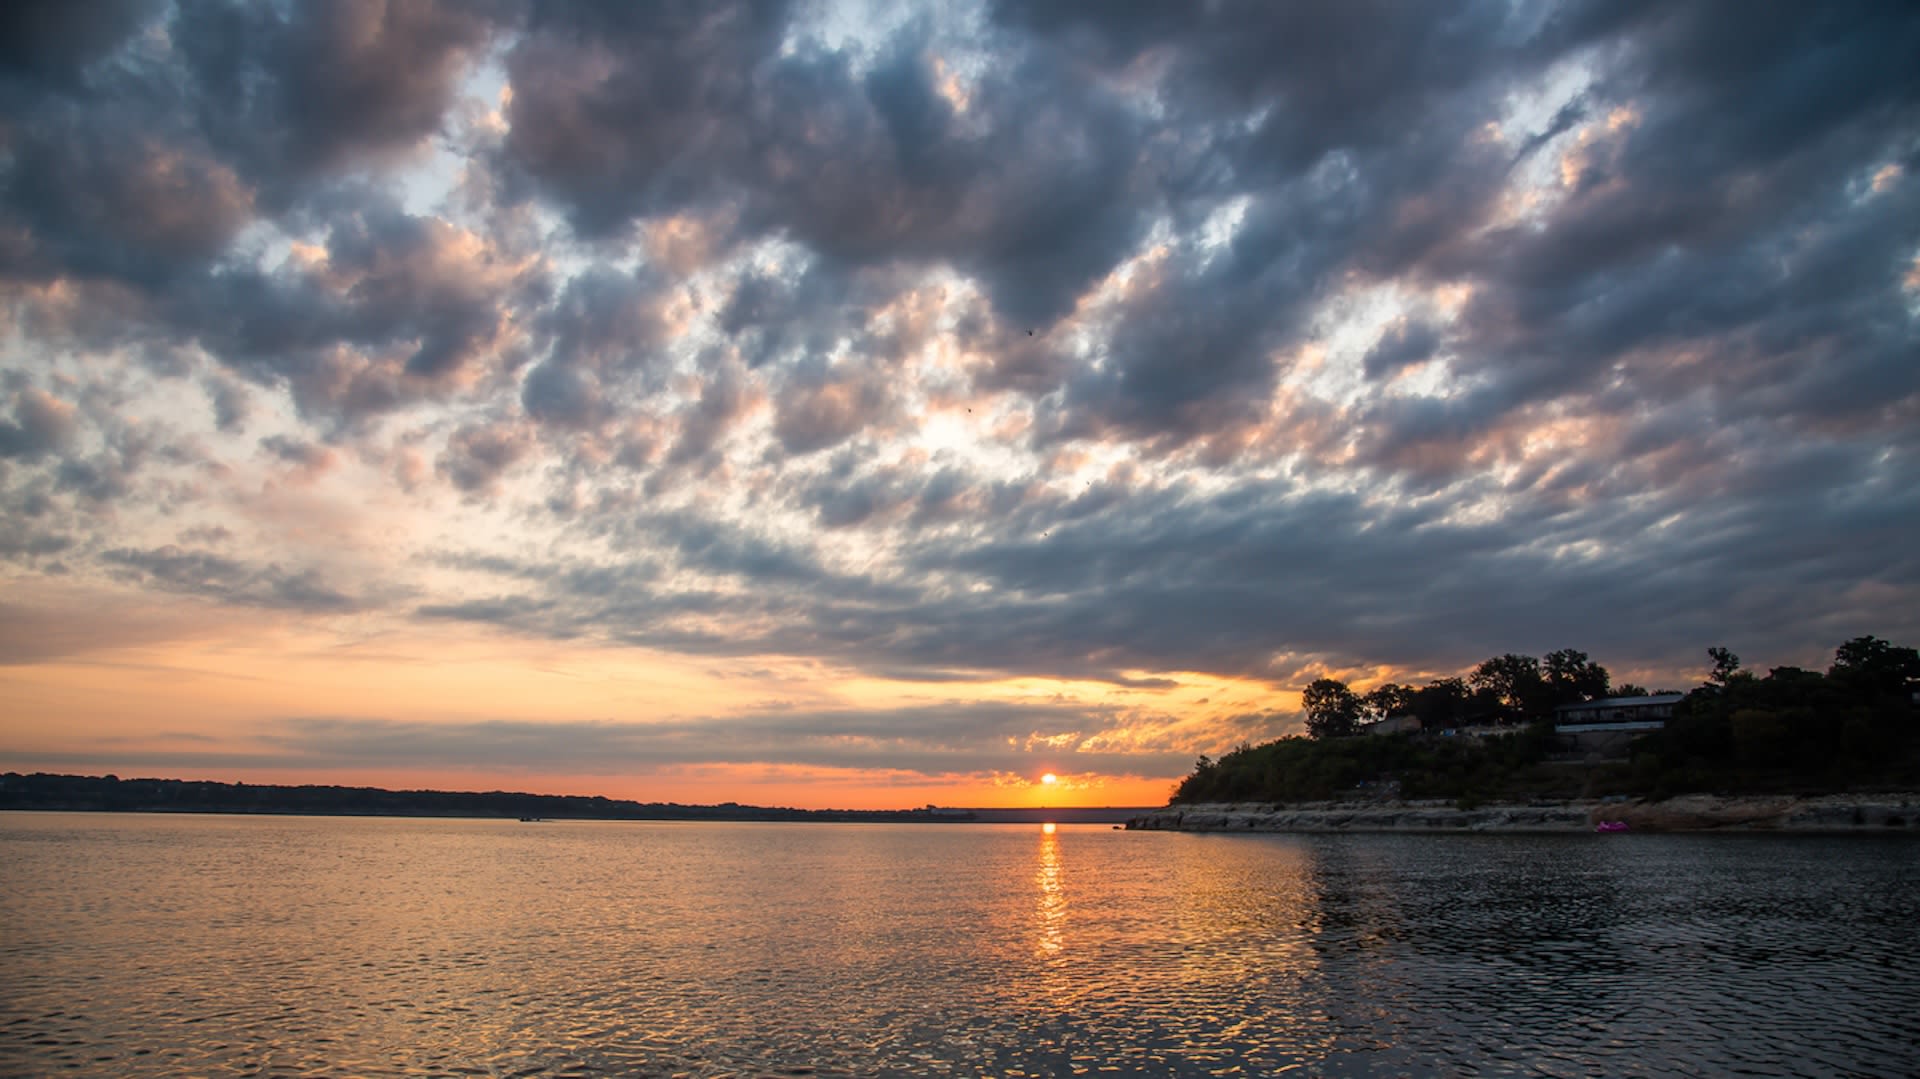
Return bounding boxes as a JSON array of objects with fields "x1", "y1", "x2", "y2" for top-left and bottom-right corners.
[
  {"x1": 0, "y1": 772, "x2": 1145, "y2": 824},
  {"x1": 1126, "y1": 794, "x2": 1920, "y2": 834}
]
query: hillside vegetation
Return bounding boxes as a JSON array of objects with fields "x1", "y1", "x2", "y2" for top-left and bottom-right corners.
[{"x1": 1172, "y1": 637, "x2": 1920, "y2": 806}]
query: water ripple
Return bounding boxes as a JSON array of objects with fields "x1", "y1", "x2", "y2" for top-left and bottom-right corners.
[{"x1": 2, "y1": 817, "x2": 1916, "y2": 1076}]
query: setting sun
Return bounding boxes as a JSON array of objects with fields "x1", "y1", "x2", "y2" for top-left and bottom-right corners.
[{"x1": 1041, "y1": 773, "x2": 1058, "y2": 785}]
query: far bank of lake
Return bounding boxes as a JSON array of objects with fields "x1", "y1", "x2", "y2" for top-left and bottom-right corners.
[{"x1": 1128, "y1": 793, "x2": 1920, "y2": 834}]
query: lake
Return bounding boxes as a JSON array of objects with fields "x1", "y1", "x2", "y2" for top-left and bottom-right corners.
[{"x1": 2, "y1": 813, "x2": 1915, "y2": 1076}]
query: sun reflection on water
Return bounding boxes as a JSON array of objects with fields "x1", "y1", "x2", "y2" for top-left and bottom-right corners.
[
  {"x1": 5, "y1": 818, "x2": 1914, "y2": 1077},
  {"x1": 1034, "y1": 824, "x2": 1066, "y2": 959}
]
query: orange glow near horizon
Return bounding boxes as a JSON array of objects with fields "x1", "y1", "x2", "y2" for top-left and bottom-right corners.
[
  {"x1": 0, "y1": 574, "x2": 1227, "y2": 811},
  {"x1": 8, "y1": 569, "x2": 1723, "y2": 814},
  {"x1": 0, "y1": 758, "x2": 1181, "y2": 812}
]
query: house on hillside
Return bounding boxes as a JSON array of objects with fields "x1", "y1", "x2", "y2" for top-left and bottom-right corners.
[
  {"x1": 1360, "y1": 714, "x2": 1422, "y2": 736},
  {"x1": 1553, "y1": 692, "x2": 1684, "y2": 759},
  {"x1": 1554, "y1": 692, "x2": 1684, "y2": 726}
]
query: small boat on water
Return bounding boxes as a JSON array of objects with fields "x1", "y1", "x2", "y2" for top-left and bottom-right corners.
[{"x1": 1595, "y1": 820, "x2": 1629, "y2": 833}]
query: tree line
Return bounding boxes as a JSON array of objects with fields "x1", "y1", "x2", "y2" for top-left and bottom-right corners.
[
  {"x1": 1632, "y1": 635, "x2": 1920, "y2": 798},
  {"x1": 0, "y1": 774, "x2": 979, "y2": 822},
  {"x1": 1302, "y1": 647, "x2": 1639, "y2": 738},
  {"x1": 1173, "y1": 636, "x2": 1920, "y2": 805}
]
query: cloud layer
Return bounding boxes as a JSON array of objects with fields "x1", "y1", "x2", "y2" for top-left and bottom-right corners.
[{"x1": 3, "y1": 0, "x2": 1917, "y2": 798}]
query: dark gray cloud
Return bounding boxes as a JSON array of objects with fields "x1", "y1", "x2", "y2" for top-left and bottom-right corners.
[
  {"x1": 520, "y1": 266, "x2": 685, "y2": 432},
  {"x1": 169, "y1": 198, "x2": 549, "y2": 426},
  {"x1": 0, "y1": 3, "x2": 543, "y2": 436},
  {"x1": 169, "y1": 0, "x2": 503, "y2": 199},
  {"x1": 997, "y1": 0, "x2": 1525, "y2": 176},
  {"x1": 497, "y1": 0, "x2": 788, "y2": 236},
  {"x1": 771, "y1": 359, "x2": 895, "y2": 456},
  {"x1": 0, "y1": 388, "x2": 77, "y2": 460},
  {"x1": 0, "y1": 0, "x2": 160, "y2": 87},
  {"x1": 1390, "y1": 1, "x2": 1920, "y2": 465},
  {"x1": 317, "y1": 198, "x2": 532, "y2": 379},
  {"x1": 535, "y1": 266, "x2": 672, "y2": 377},
  {"x1": 438, "y1": 422, "x2": 531, "y2": 495},
  {"x1": 803, "y1": 463, "x2": 909, "y2": 530},
  {"x1": 0, "y1": 121, "x2": 254, "y2": 288},
  {"x1": 0, "y1": 518, "x2": 71, "y2": 561},
  {"x1": 1364, "y1": 320, "x2": 1443, "y2": 381},
  {"x1": 972, "y1": 5, "x2": 1528, "y2": 445},
  {"x1": 519, "y1": 359, "x2": 603, "y2": 429},
  {"x1": 422, "y1": 422, "x2": 1920, "y2": 691},
  {"x1": 103, "y1": 545, "x2": 359, "y2": 613},
  {"x1": 499, "y1": 1, "x2": 1151, "y2": 327},
  {"x1": 2, "y1": 0, "x2": 504, "y2": 290},
  {"x1": 665, "y1": 361, "x2": 754, "y2": 469},
  {"x1": 259, "y1": 435, "x2": 332, "y2": 471},
  {"x1": 204, "y1": 374, "x2": 252, "y2": 433},
  {"x1": 1041, "y1": 193, "x2": 1352, "y2": 448}
]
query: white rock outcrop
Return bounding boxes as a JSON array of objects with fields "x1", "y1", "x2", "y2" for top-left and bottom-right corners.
[{"x1": 1126, "y1": 795, "x2": 1920, "y2": 834}]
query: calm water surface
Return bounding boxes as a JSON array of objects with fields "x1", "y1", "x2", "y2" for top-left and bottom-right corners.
[{"x1": 2, "y1": 813, "x2": 1915, "y2": 1077}]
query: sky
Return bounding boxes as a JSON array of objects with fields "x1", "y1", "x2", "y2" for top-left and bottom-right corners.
[{"x1": 2, "y1": 0, "x2": 1917, "y2": 809}]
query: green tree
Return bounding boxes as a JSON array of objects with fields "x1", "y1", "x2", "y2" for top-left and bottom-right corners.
[
  {"x1": 1172, "y1": 754, "x2": 1219, "y2": 803},
  {"x1": 1303, "y1": 678, "x2": 1362, "y2": 739}
]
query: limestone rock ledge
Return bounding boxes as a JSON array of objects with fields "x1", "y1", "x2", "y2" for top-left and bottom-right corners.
[{"x1": 1126, "y1": 794, "x2": 1920, "y2": 834}]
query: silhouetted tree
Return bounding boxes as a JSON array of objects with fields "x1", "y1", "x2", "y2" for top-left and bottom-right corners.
[
  {"x1": 1544, "y1": 648, "x2": 1611, "y2": 705},
  {"x1": 1829, "y1": 636, "x2": 1920, "y2": 698},
  {"x1": 1168, "y1": 634, "x2": 1920, "y2": 807},
  {"x1": 1707, "y1": 646, "x2": 1745, "y2": 685},
  {"x1": 1303, "y1": 678, "x2": 1362, "y2": 739},
  {"x1": 1362, "y1": 682, "x2": 1415, "y2": 721},
  {"x1": 1470, "y1": 653, "x2": 1549, "y2": 720},
  {"x1": 1408, "y1": 677, "x2": 1472, "y2": 729},
  {"x1": 1614, "y1": 683, "x2": 1651, "y2": 698}
]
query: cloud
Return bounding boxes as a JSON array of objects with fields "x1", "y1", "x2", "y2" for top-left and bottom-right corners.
[
  {"x1": 0, "y1": 127, "x2": 255, "y2": 288},
  {"x1": 0, "y1": 580, "x2": 233, "y2": 664},
  {"x1": 1363, "y1": 319, "x2": 1442, "y2": 381},
  {"x1": 169, "y1": 0, "x2": 501, "y2": 195},
  {"x1": 0, "y1": 388, "x2": 78, "y2": 459},
  {"x1": 771, "y1": 360, "x2": 896, "y2": 455},
  {"x1": 519, "y1": 265, "x2": 681, "y2": 431},
  {"x1": 251, "y1": 703, "x2": 1193, "y2": 780},
  {"x1": 259, "y1": 434, "x2": 337, "y2": 474},
  {"x1": 3, "y1": 0, "x2": 1918, "y2": 797},
  {"x1": 102, "y1": 545, "x2": 361, "y2": 613},
  {"x1": 0, "y1": 0, "x2": 160, "y2": 87},
  {"x1": 498, "y1": 3, "x2": 1151, "y2": 325},
  {"x1": 437, "y1": 421, "x2": 532, "y2": 495},
  {"x1": 204, "y1": 373, "x2": 253, "y2": 433},
  {"x1": 665, "y1": 360, "x2": 756, "y2": 469}
]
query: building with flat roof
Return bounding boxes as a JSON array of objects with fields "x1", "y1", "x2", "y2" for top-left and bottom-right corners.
[
  {"x1": 1359, "y1": 715, "x2": 1422, "y2": 736},
  {"x1": 1554, "y1": 693, "x2": 1684, "y2": 760},
  {"x1": 1554, "y1": 692, "x2": 1684, "y2": 727}
]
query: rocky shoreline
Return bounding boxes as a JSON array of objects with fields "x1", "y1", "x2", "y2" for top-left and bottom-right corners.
[{"x1": 1125, "y1": 793, "x2": 1920, "y2": 834}]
